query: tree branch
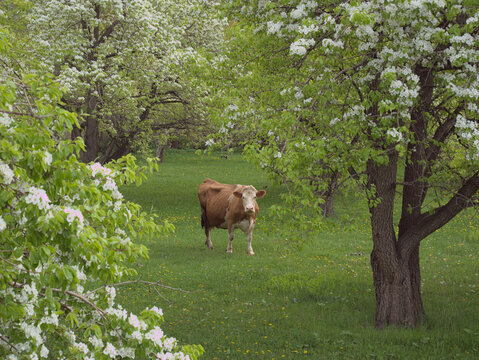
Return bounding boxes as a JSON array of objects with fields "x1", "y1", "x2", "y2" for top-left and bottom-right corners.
[
  {"x1": 399, "y1": 172, "x2": 479, "y2": 257},
  {"x1": 91, "y1": 279, "x2": 191, "y2": 294},
  {"x1": 0, "y1": 333, "x2": 18, "y2": 352}
]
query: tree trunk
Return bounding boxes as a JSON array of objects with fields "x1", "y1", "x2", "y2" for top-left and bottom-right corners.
[
  {"x1": 371, "y1": 244, "x2": 425, "y2": 328},
  {"x1": 320, "y1": 172, "x2": 338, "y2": 217},
  {"x1": 156, "y1": 144, "x2": 166, "y2": 163},
  {"x1": 367, "y1": 150, "x2": 425, "y2": 328},
  {"x1": 80, "y1": 92, "x2": 99, "y2": 163}
]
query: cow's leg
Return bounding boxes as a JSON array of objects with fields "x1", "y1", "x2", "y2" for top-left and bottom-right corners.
[
  {"x1": 205, "y1": 227, "x2": 213, "y2": 250},
  {"x1": 246, "y1": 222, "x2": 256, "y2": 255},
  {"x1": 226, "y1": 225, "x2": 234, "y2": 253}
]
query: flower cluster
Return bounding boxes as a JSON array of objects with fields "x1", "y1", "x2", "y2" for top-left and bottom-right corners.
[
  {"x1": 0, "y1": 161, "x2": 14, "y2": 184},
  {"x1": 25, "y1": 186, "x2": 51, "y2": 210}
]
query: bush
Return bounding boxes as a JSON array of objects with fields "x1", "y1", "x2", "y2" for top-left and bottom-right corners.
[{"x1": 0, "y1": 57, "x2": 203, "y2": 359}]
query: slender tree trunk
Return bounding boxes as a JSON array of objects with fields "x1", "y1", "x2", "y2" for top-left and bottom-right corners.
[
  {"x1": 156, "y1": 144, "x2": 166, "y2": 163},
  {"x1": 81, "y1": 93, "x2": 99, "y2": 163},
  {"x1": 320, "y1": 172, "x2": 338, "y2": 217}
]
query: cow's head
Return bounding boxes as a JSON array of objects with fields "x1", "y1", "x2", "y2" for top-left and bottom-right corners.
[{"x1": 233, "y1": 185, "x2": 266, "y2": 214}]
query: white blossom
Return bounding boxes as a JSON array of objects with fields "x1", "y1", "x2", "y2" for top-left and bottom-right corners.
[
  {"x1": 0, "y1": 161, "x2": 14, "y2": 184},
  {"x1": 145, "y1": 326, "x2": 164, "y2": 347},
  {"x1": 43, "y1": 151, "x2": 52, "y2": 166},
  {"x1": 0, "y1": 215, "x2": 6, "y2": 231},
  {"x1": 387, "y1": 128, "x2": 403, "y2": 142},
  {"x1": 266, "y1": 21, "x2": 282, "y2": 35},
  {"x1": 103, "y1": 342, "x2": 118, "y2": 358},
  {"x1": 25, "y1": 187, "x2": 51, "y2": 210},
  {"x1": 0, "y1": 113, "x2": 13, "y2": 127},
  {"x1": 290, "y1": 38, "x2": 315, "y2": 56}
]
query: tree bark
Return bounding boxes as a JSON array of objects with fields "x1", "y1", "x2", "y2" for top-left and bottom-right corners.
[
  {"x1": 320, "y1": 171, "x2": 338, "y2": 217},
  {"x1": 367, "y1": 150, "x2": 426, "y2": 327},
  {"x1": 80, "y1": 93, "x2": 99, "y2": 163},
  {"x1": 156, "y1": 144, "x2": 166, "y2": 163}
]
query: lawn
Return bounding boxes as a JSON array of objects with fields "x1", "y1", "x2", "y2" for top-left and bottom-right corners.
[{"x1": 119, "y1": 149, "x2": 479, "y2": 360}]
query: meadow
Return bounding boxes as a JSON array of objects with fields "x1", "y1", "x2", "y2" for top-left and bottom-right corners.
[{"x1": 119, "y1": 150, "x2": 479, "y2": 360}]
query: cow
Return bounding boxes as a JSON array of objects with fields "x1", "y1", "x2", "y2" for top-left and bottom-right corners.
[{"x1": 198, "y1": 178, "x2": 266, "y2": 255}]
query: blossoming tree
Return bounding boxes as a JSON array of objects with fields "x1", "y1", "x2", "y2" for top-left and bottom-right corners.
[
  {"x1": 219, "y1": 0, "x2": 479, "y2": 327},
  {"x1": 0, "y1": 30, "x2": 203, "y2": 359},
  {"x1": 23, "y1": 0, "x2": 224, "y2": 163}
]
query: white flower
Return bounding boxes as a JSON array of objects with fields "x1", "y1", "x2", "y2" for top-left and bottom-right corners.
[
  {"x1": 20, "y1": 323, "x2": 43, "y2": 345},
  {"x1": 162, "y1": 337, "x2": 177, "y2": 351},
  {"x1": 89, "y1": 336, "x2": 104, "y2": 348},
  {"x1": 103, "y1": 178, "x2": 118, "y2": 192},
  {"x1": 103, "y1": 343, "x2": 117, "y2": 358},
  {"x1": 205, "y1": 139, "x2": 215, "y2": 147},
  {"x1": 105, "y1": 286, "x2": 116, "y2": 306},
  {"x1": 40, "y1": 345, "x2": 49, "y2": 358},
  {"x1": 0, "y1": 215, "x2": 6, "y2": 231},
  {"x1": 0, "y1": 162, "x2": 14, "y2": 184},
  {"x1": 148, "y1": 306, "x2": 163, "y2": 316},
  {"x1": 290, "y1": 38, "x2": 315, "y2": 56},
  {"x1": 131, "y1": 330, "x2": 143, "y2": 342},
  {"x1": 90, "y1": 163, "x2": 112, "y2": 177},
  {"x1": 25, "y1": 187, "x2": 51, "y2": 210},
  {"x1": 0, "y1": 113, "x2": 13, "y2": 127},
  {"x1": 129, "y1": 313, "x2": 141, "y2": 328},
  {"x1": 43, "y1": 151, "x2": 52, "y2": 166},
  {"x1": 75, "y1": 342, "x2": 89, "y2": 354},
  {"x1": 387, "y1": 128, "x2": 403, "y2": 142},
  {"x1": 64, "y1": 207, "x2": 84, "y2": 226},
  {"x1": 266, "y1": 21, "x2": 282, "y2": 35},
  {"x1": 291, "y1": 4, "x2": 307, "y2": 19},
  {"x1": 145, "y1": 326, "x2": 164, "y2": 347}
]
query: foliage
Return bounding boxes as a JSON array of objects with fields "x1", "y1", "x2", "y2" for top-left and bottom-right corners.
[
  {"x1": 11, "y1": 0, "x2": 226, "y2": 162},
  {"x1": 215, "y1": 0, "x2": 479, "y2": 227},
  {"x1": 0, "y1": 32, "x2": 203, "y2": 359}
]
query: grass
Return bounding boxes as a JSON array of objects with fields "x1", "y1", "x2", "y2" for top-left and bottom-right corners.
[{"x1": 118, "y1": 149, "x2": 479, "y2": 359}]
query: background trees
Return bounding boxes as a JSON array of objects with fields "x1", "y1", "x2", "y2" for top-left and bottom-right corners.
[
  {"x1": 23, "y1": 0, "x2": 224, "y2": 163},
  {"x1": 218, "y1": 0, "x2": 479, "y2": 327},
  {"x1": 0, "y1": 26, "x2": 204, "y2": 358}
]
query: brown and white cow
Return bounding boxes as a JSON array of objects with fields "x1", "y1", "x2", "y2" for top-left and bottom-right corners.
[{"x1": 198, "y1": 178, "x2": 266, "y2": 255}]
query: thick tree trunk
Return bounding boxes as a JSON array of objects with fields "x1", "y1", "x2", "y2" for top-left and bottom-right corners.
[
  {"x1": 371, "y1": 244, "x2": 425, "y2": 328},
  {"x1": 367, "y1": 150, "x2": 425, "y2": 328}
]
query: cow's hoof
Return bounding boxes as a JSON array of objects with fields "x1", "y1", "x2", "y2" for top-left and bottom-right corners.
[
  {"x1": 247, "y1": 251, "x2": 255, "y2": 256},
  {"x1": 226, "y1": 249, "x2": 233, "y2": 254}
]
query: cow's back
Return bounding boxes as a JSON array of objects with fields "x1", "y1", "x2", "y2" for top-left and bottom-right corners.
[{"x1": 198, "y1": 178, "x2": 238, "y2": 228}]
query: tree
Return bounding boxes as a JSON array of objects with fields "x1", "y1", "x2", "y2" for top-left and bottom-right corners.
[
  {"x1": 0, "y1": 29, "x2": 203, "y2": 359},
  {"x1": 220, "y1": 0, "x2": 479, "y2": 327},
  {"x1": 21, "y1": 0, "x2": 224, "y2": 163}
]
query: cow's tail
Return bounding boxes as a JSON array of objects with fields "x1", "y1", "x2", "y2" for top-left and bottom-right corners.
[{"x1": 200, "y1": 206, "x2": 209, "y2": 230}]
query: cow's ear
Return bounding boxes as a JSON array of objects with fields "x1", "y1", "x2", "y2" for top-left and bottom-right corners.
[
  {"x1": 256, "y1": 190, "x2": 266, "y2": 198},
  {"x1": 233, "y1": 191, "x2": 242, "y2": 198}
]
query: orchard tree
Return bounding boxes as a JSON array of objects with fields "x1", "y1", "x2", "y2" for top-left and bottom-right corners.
[
  {"x1": 220, "y1": 0, "x2": 479, "y2": 327},
  {"x1": 0, "y1": 31, "x2": 203, "y2": 359},
  {"x1": 22, "y1": 0, "x2": 225, "y2": 163}
]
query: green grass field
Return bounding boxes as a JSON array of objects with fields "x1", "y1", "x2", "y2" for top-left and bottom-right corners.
[{"x1": 119, "y1": 150, "x2": 479, "y2": 359}]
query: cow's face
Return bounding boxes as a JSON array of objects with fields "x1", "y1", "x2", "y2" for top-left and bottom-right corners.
[{"x1": 233, "y1": 186, "x2": 266, "y2": 214}]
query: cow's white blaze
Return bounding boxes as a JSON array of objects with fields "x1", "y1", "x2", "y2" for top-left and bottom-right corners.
[{"x1": 235, "y1": 186, "x2": 257, "y2": 214}]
